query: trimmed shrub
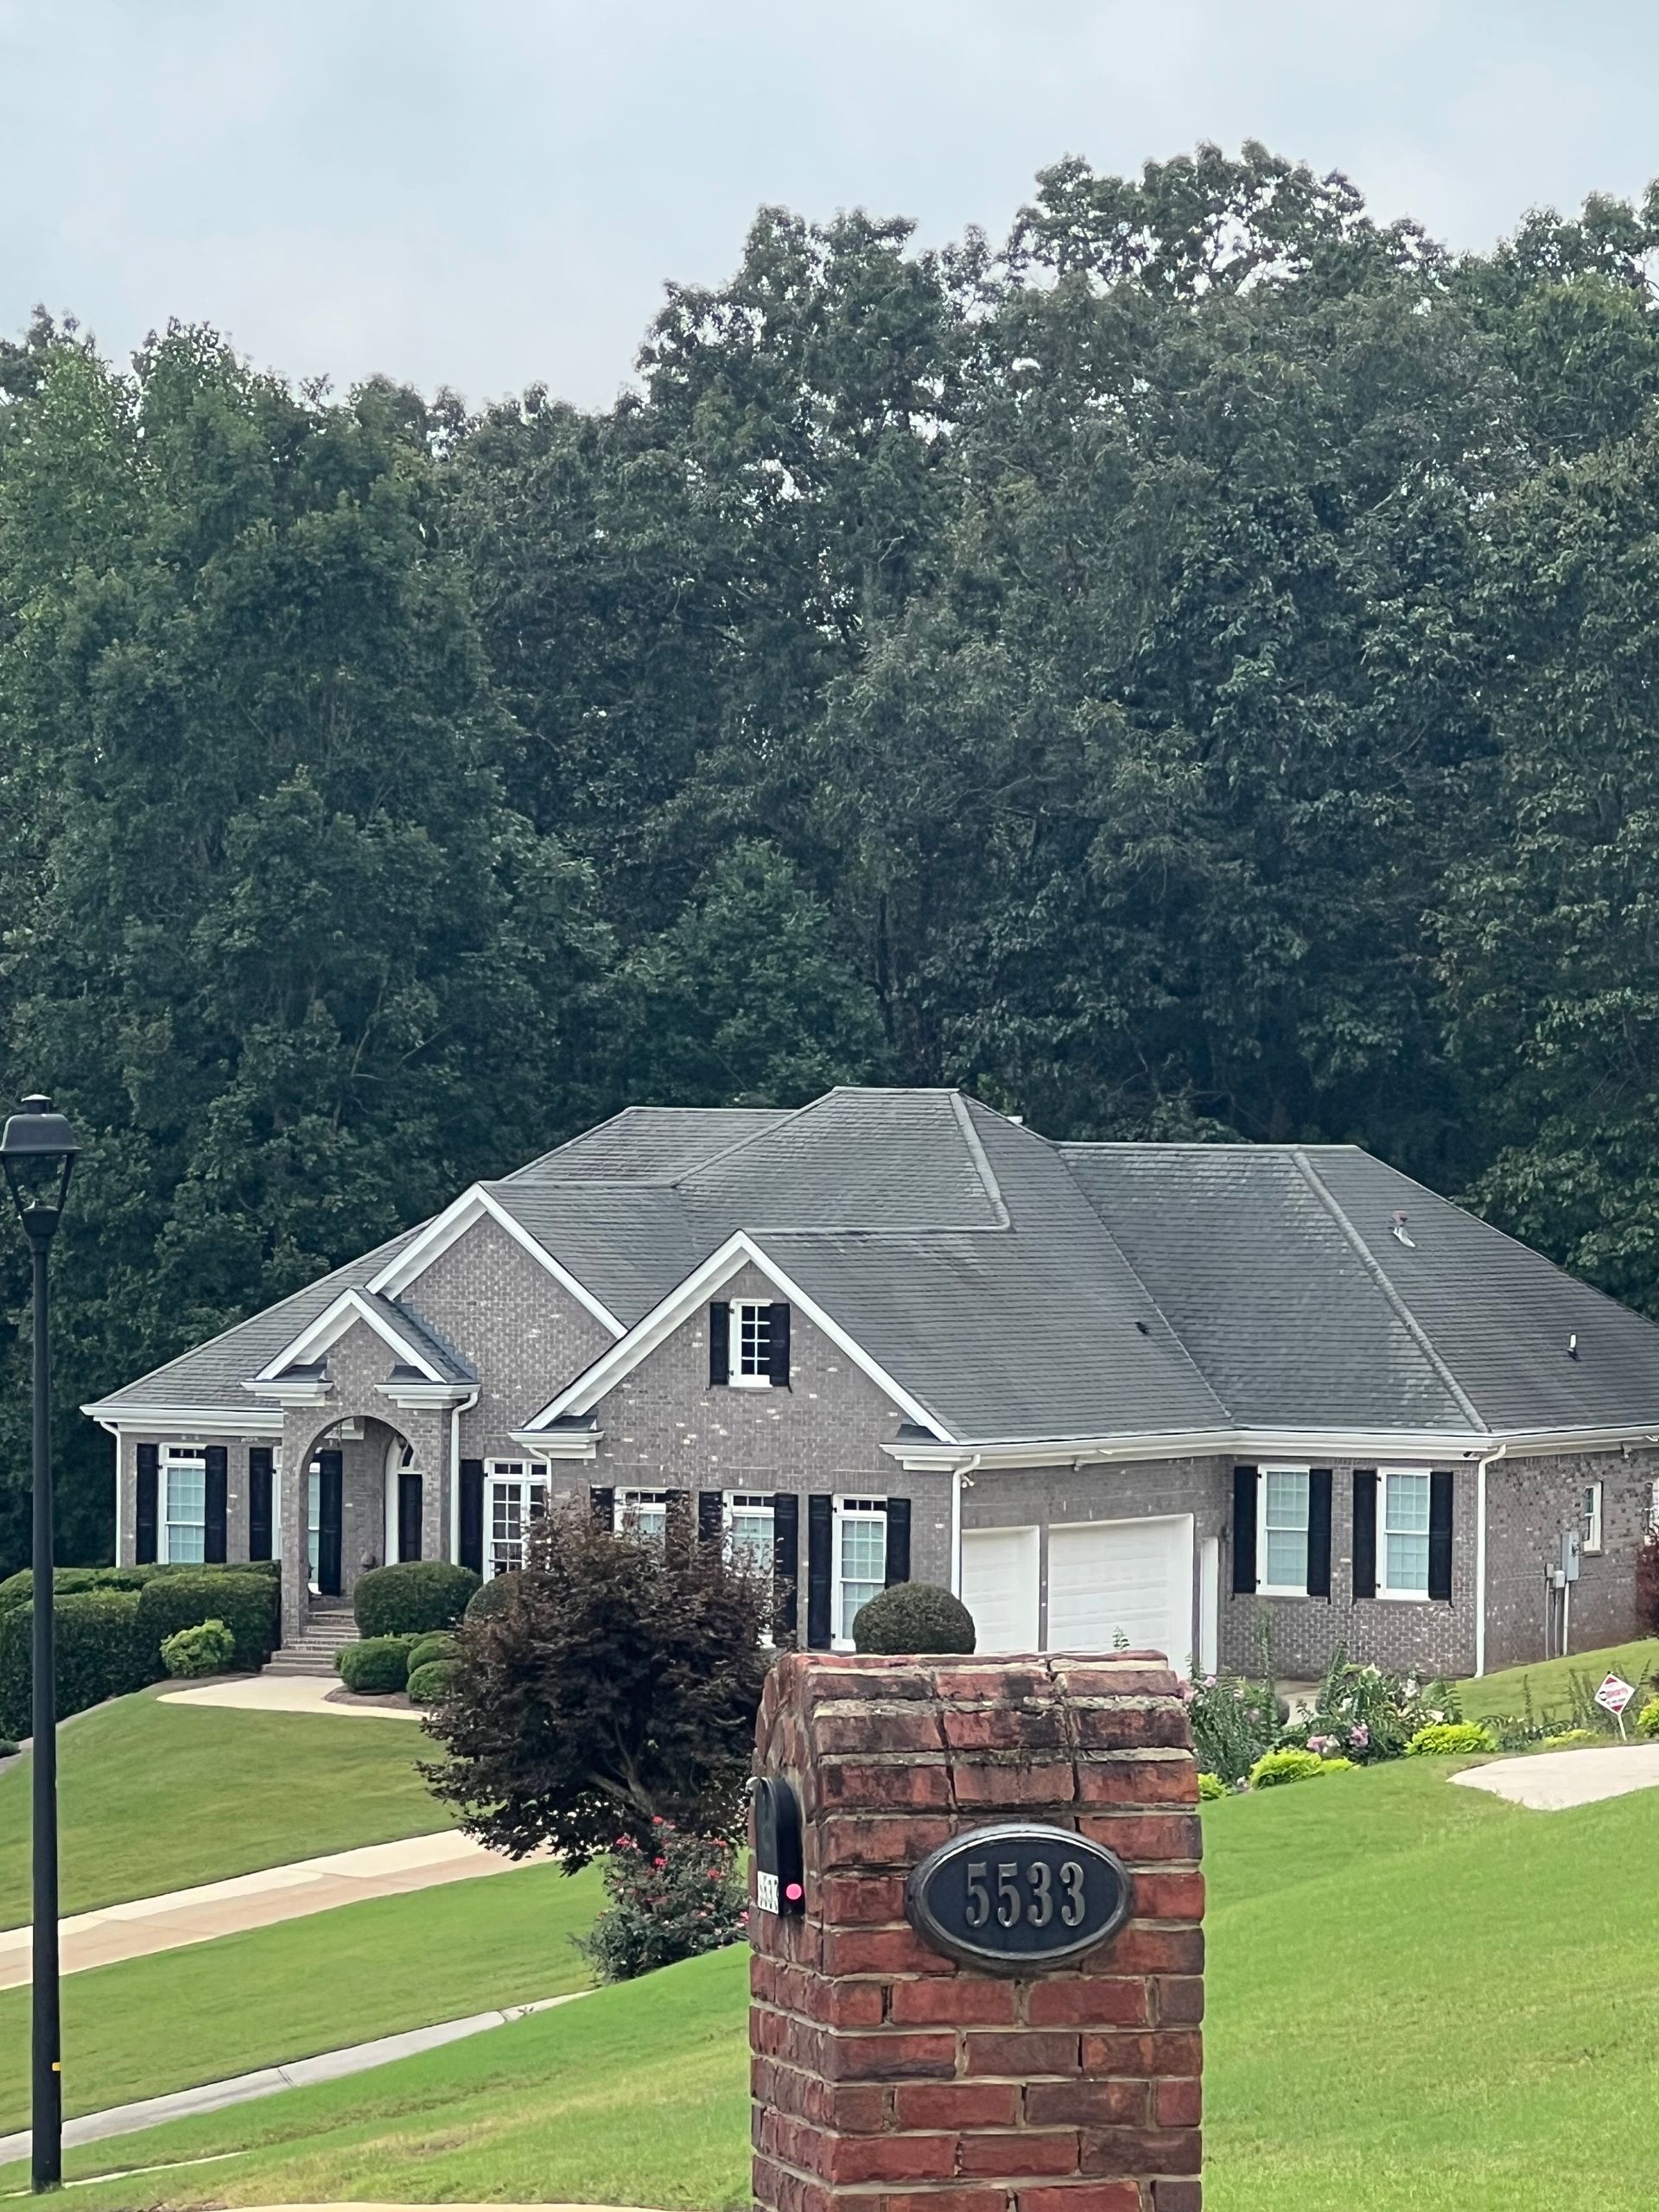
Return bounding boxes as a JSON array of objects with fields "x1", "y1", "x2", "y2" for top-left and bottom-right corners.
[
  {"x1": 335, "y1": 1636, "x2": 416, "y2": 1694},
  {"x1": 1249, "y1": 1746, "x2": 1344, "y2": 1789},
  {"x1": 1197, "y1": 1771, "x2": 1226, "y2": 1801},
  {"x1": 406, "y1": 1657, "x2": 459, "y2": 1706},
  {"x1": 1406, "y1": 1721, "x2": 1497, "y2": 1757},
  {"x1": 1636, "y1": 1698, "x2": 1659, "y2": 1739},
  {"x1": 574, "y1": 1821, "x2": 747, "y2": 1982},
  {"x1": 852, "y1": 1581, "x2": 976, "y2": 1656},
  {"x1": 160, "y1": 1619, "x2": 235, "y2": 1679},
  {"x1": 353, "y1": 1561, "x2": 479, "y2": 1639},
  {"x1": 0, "y1": 1590, "x2": 156, "y2": 1738},
  {"x1": 0, "y1": 1566, "x2": 151, "y2": 1614},
  {"x1": 1540, "y1": 1728, "x2": 1602, "y2": 1751},
  {"x1": 463, "y1": 1573, "x2": 518, "y2": 1622},
  {"x1": 135, "y1": 1571, "x2": 276, "y2": 1673},
  {"x1": 407, "y1": 1632, "x2": 457, "y2": 1675}
]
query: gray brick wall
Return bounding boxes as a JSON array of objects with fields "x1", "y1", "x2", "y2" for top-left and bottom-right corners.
[{"x1": 1484, "y1": 1447, "x2": 1656, "y2": 1672}]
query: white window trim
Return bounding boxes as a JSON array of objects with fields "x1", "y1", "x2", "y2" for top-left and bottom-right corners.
[
  {"x1": 484, "y1": 1458, "x2": 550, "y2": 1581},
  {"x1": 730, "y1": 1300, "x2": 773, "y2": 1389},
  {"x1": 1582, "y1": 1480, "x2": 1604, "y2": 1556},
  {"x1": 1255, "y1": 1465, "x2": 1312, "y2": 1599},
  {"x1": 1376, "y1": 1466, "x2": 1433, "y2": 1603},
  {"x1": 831, "y1": 1496, "x2": 887, "y2": 1651},
  {"x1": 162, "y1": 1446, "x2": 207, "y2": 1566},
  {"x1": 614, "y1": 1487, "x2": 670, "y2": 1542}
]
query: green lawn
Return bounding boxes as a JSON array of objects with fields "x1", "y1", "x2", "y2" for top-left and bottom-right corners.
[
  {"x1": 22, "y1": 1756, "x2": 1659, "y2": 2210},
  {"x1": 0, "y1": 1688, "x2": 451, "y2": 1923},
  {"x1": 1455, "y1": 1636, "x2": 1659, "y2": 1726},
  {"x1": 0, "y1": 1857, "x2": 600, "y2": 2133}
]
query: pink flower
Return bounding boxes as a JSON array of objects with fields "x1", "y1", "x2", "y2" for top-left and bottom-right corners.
[
  {"x1": 652, "y1": 1857, "x2": 666, "y2": 1868},
  {"x1": 1203, "y1": 1675, "x2": 1217, "y2": 1688},
  {"x1": 1351, "y1": 1725, "x2": 1370, "y2": 1748}
]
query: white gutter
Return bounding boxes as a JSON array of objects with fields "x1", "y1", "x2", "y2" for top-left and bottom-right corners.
[
  {"x1": 1473, "y1": 1440, "x2": 1508, "y2": 1678},
  {"x1": 884, "y1": 1422, "x2": 1659, "y2": 1475},
  {"x1": 450, "y1": 1391, "x2": 479, "y2": 1565}
]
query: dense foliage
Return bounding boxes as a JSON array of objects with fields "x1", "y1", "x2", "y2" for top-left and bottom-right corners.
[
  {"x1": 10, "y1": 145, "x2": 1659, "y2": 1565},
  {"x1": 353, "y1": 1561, "x2": 479, "y2": 1638},
  {"x1": 573, "y1": 1821, "x2": 747, "y2": 1982},
  {"x1": 422, "y1": 1504, "x2": 772, "y2": 1867},
  {"x1": 335, "y1": 1635, "x2": 416, "y2": 1694},
  {"x1": 159, "y1": 1618, "x2": 235, "y2": 1678},
  {"x1": 852, "y1": 1580, "x2": 976, "y2": 1654}
]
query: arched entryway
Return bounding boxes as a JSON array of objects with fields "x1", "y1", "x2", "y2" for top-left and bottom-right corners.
[{"x1": 289, "y1": 1414, "x2": 417, "y2": 1599}]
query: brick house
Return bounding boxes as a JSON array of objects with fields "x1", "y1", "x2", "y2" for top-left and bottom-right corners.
[{"x1": 84, "y1": 1088, "x2": 1659, "y2": 1675}]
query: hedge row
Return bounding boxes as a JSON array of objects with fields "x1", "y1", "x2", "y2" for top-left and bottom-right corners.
[
  {"x1": 0, "y1": 1564, "x2": 281, "y2": 1738},
  {"x1": 353, "y1": 1560, "x2": 478, "y2": 1637}
]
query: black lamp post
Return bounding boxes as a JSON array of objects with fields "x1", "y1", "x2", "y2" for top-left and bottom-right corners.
[{"x1": 1, "y1": 1096, "x2": 79, "y2": 2193}]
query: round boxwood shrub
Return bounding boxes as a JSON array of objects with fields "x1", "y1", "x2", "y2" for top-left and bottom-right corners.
[
  {"x1": 463, "y1": 1573, "x2": 519, "y2": 1623},
  {"x1": 406, "y1": 1657, "x2": 459, "y2": 1706},
  {"x1": 852, "y1": 1581, "x2": 976, "y2": 1656},
  {"x1": 135, "y1": 1570, "x2": 276, "y2": 1673},
  {"x1": 334, "y1": 1636, "x2": 416, "y2": 1694},
  {"x1": 407, "y1": 1631, "x2": 457, "y2": 1674},
  {"x1": 353, "y1": 1561, "x2": 479, "y2": 1639},
  {"x1": 1405, "y1": 1721, "x2": 1497, "y2": 1758},
  {"x1": 160, "y1": 1618, "x2": 236, "y2": 1679}
]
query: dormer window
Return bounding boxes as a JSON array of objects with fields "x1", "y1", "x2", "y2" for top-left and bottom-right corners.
[{"x1": 709, "y1": 1299, "x2": 791, "y2": 1389}]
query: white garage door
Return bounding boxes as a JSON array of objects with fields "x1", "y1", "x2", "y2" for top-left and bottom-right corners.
[
  {"x1": 961, "y1": 1525, "x2": 1039, "y2": 1653},
  {"x1": 1046, "y1": 1515, "x2": 1195, "y2": 1672}
]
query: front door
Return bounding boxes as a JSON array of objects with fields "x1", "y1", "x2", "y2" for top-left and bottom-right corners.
[
  {"x1": 314, "y1": 1450, "x2": 344, "y2": 1596},
  {"x1": 397, "y1": 1470, "x2": 423, "y2": 1563}
]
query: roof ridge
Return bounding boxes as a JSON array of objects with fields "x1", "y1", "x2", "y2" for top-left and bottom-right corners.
[
  {"x1": 672, "y1": 1095, "x2": 827, "y2": 1186},
  {"x1": 949, "y1": 1094, "x2": 1012, "y2": 1230},
  {"x1": 1290, "y1": 1147, "x2": 1489, "y2": 1433}
]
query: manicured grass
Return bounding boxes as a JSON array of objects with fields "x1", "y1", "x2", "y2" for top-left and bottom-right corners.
[
  {"x1": 0, "y1": 1858, "x2": 600, "y2": 2133},
  {"x1": 1455, "y1": 1636, "x2": 1659, "y2": 1725},
  {"x1": 26, "y1": 1758, "x2": 1659, "y2": 2210},
  {"x1": 0, "y1": 1688, "x2": 451, "y2": 1924}
]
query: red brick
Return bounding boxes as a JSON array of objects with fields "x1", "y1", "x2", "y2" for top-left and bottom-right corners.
[
  {"x1": 931, "y1": 1664, "x2": 1053, "y2": 1702},
  {"x1": 957, "y1": 2130, "x2": 1081, "y2": 2177},
  {"x1": 830, "y1": 2032, "x2": 957, "y2": 2082},
  {"x1": 813, "y1": 1707, "x2": 947, "y2": 1755},
  {"x1": 1129, "y1": 1872, "x2": 1205, "y2": 1922},
  {"x1": 814, "y1": 1980, "x2": 886, "y2": 2029},
  {"x1": 1072, "y1": 1703, "x2": 1192, "y2": 1751},
  {"x1": 1026, "y1": 1977, "x2": 1151, "y2": 2029},
  {"x1": 819, "y1": 1873, "x2": 910, "y2": 1925},
  {"x1": 1077, "y1": 1813, "x2": 1202, "y2": 1863},
  {"x1": 1152, "y1": 1976, "x2": 1205, "y2": 2026},
  {"x1": 1152, "y1": 2182, "x2": 1203, "y2": 2212},
  {"x1": 942, "y1": 1705, "x2": 1069, "y2": 1753},
  {"x1": 820, "y1": 1759, "x2": 955, "y2": 1811},
  {"x1": 890, "y1": 1976, "x2": 1020, "y2": 2025},
  {"x1": 1049, "y1": 1662, "x2": 1179, "y2": 1696},
  {"x1": 823, "y1": 1925, "x2": 953, "y2": 1976},
  {"x1": 1015, "y1": 2183, "x2": 1142, "y2": 2212},
  {"x1": 1155, "y1": 2077, "x2": 1203, "y2": 2128},
  {"x1": 1025, "y1": 2080, "x2": 1150, "y2": 2129},
  {"x1": 1080, "y1": 2128, "x2": 1203, "y2": 2178},
  {"x1": 893, "y1": 2082, "x2": 1020, "y2": 2130},
  {"x1": 1100, "y1": 1927, "x2": 1204, "y2": 1976},
  {"x1": 817, "y1": 1815, "x2": 956, "y2": 1870},
  {"x1": 1077, "y1": 1758, "x2": 1198, "y2": 1808},
  {"x1": 963, "y1": 2031, "x2": 1081, "y2": 2077},
  {"x1": 880, "y1": 2192, "x2": 1010, "y2": 2212},
  {"x1": 1080, "y1": 2031, "x2": 1204, "y2": 2079},
  {"x1": 952, "y1": 1760, "x2": 1077, "y2": 1808},
  {"x1": 830, "y1": 2134, "x2": 959, "y2": 2184}
]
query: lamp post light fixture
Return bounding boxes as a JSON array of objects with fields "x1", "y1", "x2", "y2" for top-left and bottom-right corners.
[{"x1": 1, "y1": 1096, "x2": 79, "y2": 2193}]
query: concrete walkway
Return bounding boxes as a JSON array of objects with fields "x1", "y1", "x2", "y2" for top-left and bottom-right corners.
[
  {"x1": 0, "y1": 1991, "x2": 591, "y2": 2169},
  {"x1": 1452, "y1": 1739, "x2": 1659, "y2": 1810},
  {"x1": 159, "y1": 1677, "x2": 420, "y2": 1720},
  {"x1": 0, "y1": 1830, "x2": 538, "y2": 1991}
]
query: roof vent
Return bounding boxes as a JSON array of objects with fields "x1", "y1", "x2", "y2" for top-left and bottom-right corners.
[
  {"x1": 1389, "y1": 1211, "x2": 1415, "y2": 1248},
  {"x1": 1135, "y1": 1319, "x2": 1151, "y2": 1337},
  {"x1": 1568, "y1": 1333, "x2": 1580, "y2": 1362}
]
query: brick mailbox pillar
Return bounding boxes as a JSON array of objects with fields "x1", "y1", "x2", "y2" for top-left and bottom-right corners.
[{"x1": 749, "y1": 1652, "x2": 1204, "y2": 2212}]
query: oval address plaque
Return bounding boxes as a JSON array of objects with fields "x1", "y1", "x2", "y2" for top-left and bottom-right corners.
[{"x1": 906, "y1": 1822, "x2": 1134, "y2": 1973}]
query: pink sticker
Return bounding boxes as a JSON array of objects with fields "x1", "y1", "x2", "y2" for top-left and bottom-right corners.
[{"x1": 785, "y1": 1881, "x2": 804, "y2": 1901}]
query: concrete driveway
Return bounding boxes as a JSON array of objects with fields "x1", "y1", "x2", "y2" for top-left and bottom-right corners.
[{"x1": 1452, "y1": 1740, "x2": 1659, "y2": 1810}]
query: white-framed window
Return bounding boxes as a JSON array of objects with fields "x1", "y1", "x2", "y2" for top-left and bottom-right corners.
[
  {"x1": 306, "y1": 1459, "x2": 324, "y2": 1589},
  {"x1": 1377, "y1": 1470, "x2": 1431, "y2": 1600},
  {"x1": 1582, "y1": 1480, "x2": 1604, "y2": 1555},
  {"x1": 1257, "y1": 1467, "x2": 1311, "y2": 1596},
  {"x1": 726, "y1": 1491, "x2": 774, "y2": 1577},
  {"x1": 162, "y1": 1447, "x2": 206, "y2": 1564},
  {"x1": 486, "y1": 1459, "x2": 549, "y2": 1580},
  {"x1": 614, "y1": 1488, "x2": 669, "y2": 1546},
  {"x1": 833, "y1": 1497, "x2": 887, "y2": 1646},
  {"x1": 733, "y1": 1300, "x2": 773, "y2": 1387}
]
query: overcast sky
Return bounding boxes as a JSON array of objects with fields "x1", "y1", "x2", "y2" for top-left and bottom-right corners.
[{"x1": 4, "y1": 1, "x2": 1659, "y2": 413}]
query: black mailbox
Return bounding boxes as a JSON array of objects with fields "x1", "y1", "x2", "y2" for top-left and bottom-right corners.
[{"x1": 753, "y1": 1775, "x2": 805, "y2": 1916}]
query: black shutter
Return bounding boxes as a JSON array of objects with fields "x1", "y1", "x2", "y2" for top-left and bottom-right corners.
[
  {"x1": 884, "y1": 1496, "x2": 911, "y2": 1586},
  {"x1": 1231, "y1": 1465, "x2": 1258, "y2": 1594},
  {"x1": 709, "y1": 1301, "x2": 730, "y2": 1386},
  {"x1": 1306, "y1": 1469, "x2": 1332, "y2": 1599},
  {"x1": 1352, "y1": 1470, "x2": 1378, "y2": 1600},
  {"x1": 588, "y1": 1484, "x2": 615, "y2": 1529},
  {"x1": 461, "y1": 1459, "x2": 486, "y2": 1574},
  {"x1": 772, "y1": 1491, "x2": 799, "y2": 1640},
  {"x1": 1428, "y1": 1470, "x2": 1454, "y2": 1602},
  {"x1": 315, "y1": 1451, "x2": 343, "y2": 1595},
  {"x1": 397, "y1": 1471, "x2": 423, "y2": 1563},
  {"x1": 204, "y1": 1446, "x2": 228, "y2": 1563},
  {"x1": 247, "y1": 1447, "x2": 273, "y2": 1562},
  {"x1": 768, "y1": 1304, "x2": 791, "y2": 1389},
  {"x1": 135, "y1": 1444, "x2": 159, "y2": 1565},
  {"x1": 806, "y1": 1493, "x2": 833, "y2": 1649},
  {"x1": 698, "y1": 1491, "x2": 724, "y2": 1542}
]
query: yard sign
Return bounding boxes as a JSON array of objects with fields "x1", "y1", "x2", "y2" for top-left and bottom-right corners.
[{"x1": 1594, "y1": 1672, "x2": 1637, "y2": 1738}]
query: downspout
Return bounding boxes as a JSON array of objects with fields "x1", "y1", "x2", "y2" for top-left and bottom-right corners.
[
  {"x1": 1474, "y1": 1440, "x2": 1507, "y2": 1679},
  {"x1": 450, "y1": 1392, "x2": 479, "y2": 1564},
  {"x1": 950, "y1": 1454, "x2": 981, "y2": 1598}
]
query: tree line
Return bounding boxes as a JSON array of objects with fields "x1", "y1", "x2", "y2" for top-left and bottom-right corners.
[{"x1": 6, "y1": 141, "x2": 1659, "y2": 1566}]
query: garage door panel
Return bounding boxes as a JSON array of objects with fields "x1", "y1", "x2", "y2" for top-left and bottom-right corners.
[
  {"x1": 1047, "y1": 1514, "x2": 1194, "y2": 1672},
  {"x1": 961, "y1": 1525, "x2": 1039, "y2": 1654}
]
